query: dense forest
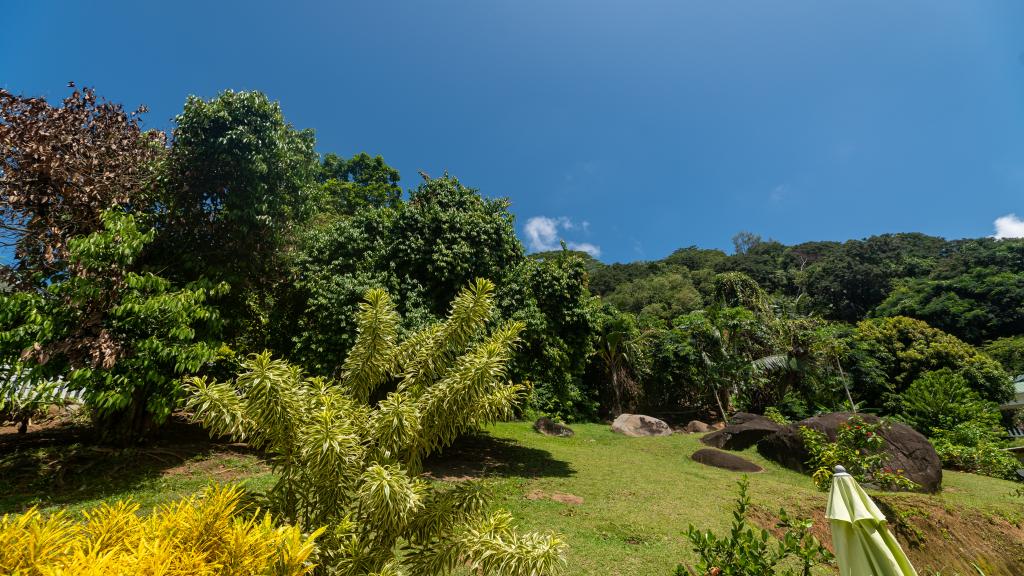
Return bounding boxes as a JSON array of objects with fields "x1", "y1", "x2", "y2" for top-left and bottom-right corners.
[{"x1": 1, "y1": 87, "x2": 1021, "y2": 481}]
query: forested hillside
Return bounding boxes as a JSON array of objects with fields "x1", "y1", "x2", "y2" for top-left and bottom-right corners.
[
  {"x1": 2, "y1": 87, "x2": 1021, "y2": 487},
  {"x1": 586, "y1": 232, "x2": 1024, "y2": 350}
]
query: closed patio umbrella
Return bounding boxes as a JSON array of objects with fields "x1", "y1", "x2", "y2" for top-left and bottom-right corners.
[{"x1": 826, "y1": 465, "x2": 918, "y2": 576}]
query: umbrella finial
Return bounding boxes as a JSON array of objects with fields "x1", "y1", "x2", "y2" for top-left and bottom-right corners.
[{"x1": 834, "y1": 465, "x2": 848, "y2": 475}]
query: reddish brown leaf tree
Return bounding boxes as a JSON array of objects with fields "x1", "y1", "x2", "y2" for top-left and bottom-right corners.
[{"x1": 0, "y1": 84, "x2": 165, "y2": 286}]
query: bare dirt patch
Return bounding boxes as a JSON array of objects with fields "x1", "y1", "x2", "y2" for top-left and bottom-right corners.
[
  {"x1": 526, "y1": 489, "x2": 584, "y2": 505},
  {"x1": 751, "y1": 495, "x2": 1024, "y2": 576}
]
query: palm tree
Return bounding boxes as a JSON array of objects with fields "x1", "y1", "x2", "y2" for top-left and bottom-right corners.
[{"x1": 594, "y1": 308, "x2": 650, "y2": 416}]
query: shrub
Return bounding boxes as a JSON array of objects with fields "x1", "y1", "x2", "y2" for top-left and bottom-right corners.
[
  {"x1": 898, "y1": 369, "x2": 1002, "y2": 437},
  {"x1": 763, "y1": 406, "x2": 791, "y2": 425},
  {"x1": 186, "y1": 280, "x2": 565, "y2": 575},
  {"x1": 677, "y1": 477, "x2": 833, "y2": 576},
  {"x1": 0, "y1": 211, "x2": 226, "y2": 440},
  {"x1": 0, "y1": 485, "x2": 320, "y2": 575},
  {"x1": 801, "y1": 416, "x2": 918, "y2": 491},
  {"x1": 0, "y1": 366, "x2": 78, "y2": 433},
  {"x1": 932, "y1": 422, "x2": 1021, "y2": 481}
]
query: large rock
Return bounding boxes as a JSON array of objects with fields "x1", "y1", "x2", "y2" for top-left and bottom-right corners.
[
  {"x1": 611, "y1": 413, "x2": 673, "y2": 437},
  {"x1": 757, "y1": 412, "x2": 942, "y2": 493},
  {"x1": 685, "y1": 420, "x2": 711, "y2": 433},
  {"x1": 691, "y1": 448, "x2": 763, "y2": 472},
  {"x1": 700, "y1": 412, "x2": 784, "y2": 450},
  {"x1": 533, "y1": 417, "x2": 574, "y2": 437}
]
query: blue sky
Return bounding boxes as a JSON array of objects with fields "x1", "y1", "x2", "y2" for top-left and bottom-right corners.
[{"x1": 4, "y1": 1, "x2": 1024, "y2": 262}]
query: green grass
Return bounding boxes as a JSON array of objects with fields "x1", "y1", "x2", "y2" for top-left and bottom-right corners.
[
  {"x1": 468, "y1": 422, "x2": 1024, "y2": 575},
  {"x1": 0, "y1": 442, "x2": 275, "y2": 516},
  {"x1": 3, "y1": 421, "x2": 1022, "y2": 574}
]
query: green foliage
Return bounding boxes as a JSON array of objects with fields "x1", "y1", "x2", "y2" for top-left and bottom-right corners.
[
  {"x1": 800, "y1": 416, "x2": 918, "y2": 491},
  {"x1": 982, "y1": 335, "x2": 1024, "y2": 375},
  {"x1": 499, "y1": 250, "x2": 599, "y2": 421},
  {"x1": 603, "y1": 269, "x2": 702, "y2": 324},
  {"x1": 848, "y1": 316, "x2": 1012, "y2": 411},
  {"x1": 678, "y1": 477, "x2": 833, "y2": 576},
  {"x1": 0, "y1": 211, "x2": 225, "y2": 439},
  {"x1": 153, "y1": 89, "x2": 320, "y2": 349},
  {"x1": 899, "y1": 369, "x2": 1003, "y2": 437},
  {"x1": 316, "y1": 152, "x2": 402, "y2": 215},
  {"x1": 931, "y1": 422, "x2": 1021, "y2": 481},
  {"x1": 590, "y1": 304, "x2": 651, "y2": 415},
  {"x1": 763, "y1": 407, "x2": 790, "y2": 425},
  {"x1": 185, "y1": 280, "x2": 565, "y2": 575},
  {"x1": 0, "y1": 366, "x2": 77, "y2": 433},
  {"x1": 385, "y1": 175, "x2": 523, "y2": 316}
]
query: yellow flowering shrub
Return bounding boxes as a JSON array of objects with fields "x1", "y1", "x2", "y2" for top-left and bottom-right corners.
[{"x1": 0, "y1": 485, "x2": 321, "y2": 576}]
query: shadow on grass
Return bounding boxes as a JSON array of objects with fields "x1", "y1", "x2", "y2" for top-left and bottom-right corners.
[
  {"x1": 0, "y1": 416, "x2": 260, "y2": 514},
  {"x1": 424, "y1": 431, "x2": 575, "y2": 480}
]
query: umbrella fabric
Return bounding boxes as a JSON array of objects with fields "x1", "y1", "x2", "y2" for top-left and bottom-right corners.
[{"x1": 826, "y1": 469, "x2": 918, "y2": 576}]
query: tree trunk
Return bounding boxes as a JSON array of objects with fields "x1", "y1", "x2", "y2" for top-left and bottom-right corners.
[{"x1": 714, "y1": 387, "x2": 729, "y2": 425}]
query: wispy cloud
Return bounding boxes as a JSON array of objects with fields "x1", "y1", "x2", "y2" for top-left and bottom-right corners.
[
  {"x1": 770, "y1": 184, "x2": 787, "y2": 203},
  {"x1": 993, "y1": 214, "x2": 1024, "y2": 239},
  {"x1": 523, "y1": 216, "x2": 601, "y2": 257}
]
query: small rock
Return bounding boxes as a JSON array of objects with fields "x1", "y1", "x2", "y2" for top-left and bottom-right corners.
[
  {"x1": 533, "y1": 417, "x2": 574, "y2": 437},
  {"x1": 685, "y1": 420, "x2": 711, "y2": 433},
  {"x1": 691, "y1": 448, "x2": 764, "y2": 473},
  {"x1": 611, "y1": 413, "x2": 673, "y2": 437}
]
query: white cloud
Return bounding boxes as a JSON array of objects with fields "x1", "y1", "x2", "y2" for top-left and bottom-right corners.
[
  {"x1": 523, "y1": 216, "x2": 601, "y2": 257},
  {"x1": 993, "y1": 214, "x2": 1024, "y2": 239},
  {"x1": 567, "y1": 242, "x2": 601, "y2": 257}
]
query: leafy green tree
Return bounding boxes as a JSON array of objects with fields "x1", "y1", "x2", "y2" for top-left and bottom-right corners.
[
  {"x1": 675, "y1": 306, "x2": 760, "y2": 423},
  {"x1": 589, "y1": 305, "x2": 650, "y2": 416},
  {"x1": 848, "y1": 316, "x2": 1012, "y2": 412},
  {"x1": 186, "y1": 280, "x2": 565, "y2": 575},
  {"x1": 603, "y1": 269, "x2": 702, "y2": 324},
  {"x1": 315, "y1": 152, "x2": 402, "y2": 215},
  {"x1": 384, "y1": 175, "x2": 522, "y2": 316},
  {"x1": 641, "y1": 325, "x2": 711, "y2": 416},
  {"x1": 0, "y1": 211, "x2": 225, "y2": 439},
  {"x1": 801, "y1": 233, "x2": 945, "y2": 322},
  {"x1": 152, "y1": 90, "x2": 319, "y2": 349},
  {"x1": 983, "y1": 335, "x2": 1024, "y2": 375},
  {"x1": 875, "y1": 268, "x2": 1024, "y2": 344},
  {"x1": 499, "y1": 250, "x2": 598, "y2": 421}
]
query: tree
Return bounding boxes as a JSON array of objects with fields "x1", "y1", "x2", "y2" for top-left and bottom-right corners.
[
  {"x1": 847, "y1": 316, "x2": 1012, "y2": 412},
  {"x1": 185, "y1": 280, "x2": 565, "y2": 575},
  {"x1": 983, "y1": 335, "x2": 1024, "y2": 376},
  {"x1": 0, "y1": 85, "x2": 164, "y2": 287},
  {"x1": 603, "y1": 269, "x2": 702, "y2": 324},
  {"x1": 152, "y1": 90, "x2": 319, "y2": 348},
  {"x1": 591, "y1": 305, "x2": 650, "y2": 416},
  {"x1": 0, "y1": 211, "x2": 225, "y2": 440},
  {"x1": 499, "y1": 250, "x2": 599, "y2": 421},
  {"x1": 316, "y1": 152, "x2": 402, "y2": 215},
  {"x1": 731, "y1": 231, "x2": 763, "y2": 255},
  {"x1": 385, "y1": 175, "x2": 523, "y2": 315}
]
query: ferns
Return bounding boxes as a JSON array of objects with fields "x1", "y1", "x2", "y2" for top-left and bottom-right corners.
[
  {"x1": 0, "y1": 486, "x2": 321, "y2": 576},
  {"x1": 184, "y1": 279, "x2": 566, "y2": 576}
]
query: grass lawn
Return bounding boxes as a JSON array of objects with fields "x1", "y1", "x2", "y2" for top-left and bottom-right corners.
[
  {"x1": 436, "y1": 422, "x2": 1024, "y2": 576},
  {"x1": 3, "y1": 420, "x2": 1023, "y2": 574}
]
